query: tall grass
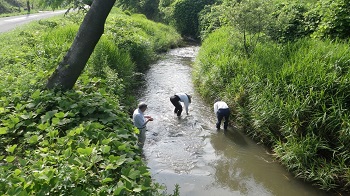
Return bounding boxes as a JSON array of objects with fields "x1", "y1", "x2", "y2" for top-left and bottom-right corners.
[
  {"x1": 193, "y1": 26, "x2": 350, "y2": 191},
  {"x1": 88, "y1": 37, "x2": 136, "y2": 111},
  {"x1": 105, "y1": 9, "x2": 182, "y2": 72}
]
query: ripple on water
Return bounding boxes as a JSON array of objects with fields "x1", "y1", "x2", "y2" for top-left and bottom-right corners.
[{"x1": 140, "y1": 46, "x2": 329, "y2": 196}]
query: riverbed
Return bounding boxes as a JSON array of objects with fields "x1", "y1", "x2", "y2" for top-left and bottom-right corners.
[{"x1": 137, "y1": 45, "x2": 328, "y2": 196}]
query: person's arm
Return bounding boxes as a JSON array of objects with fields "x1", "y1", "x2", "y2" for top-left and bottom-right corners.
[
  {"x1": 144, "y1": 116, "x2": 153, "y2": 125},
  {"x1": 142, "y1": 118, "x2": 152, "y2": 127},
  {"x1": 214, "y1": 103, "x2": 218, "y2": 114},
  {"x1": 184, "y1": 98, "x2": 189, "y2": 115}
]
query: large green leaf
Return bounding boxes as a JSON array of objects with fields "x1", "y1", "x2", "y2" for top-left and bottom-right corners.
[
  {"x1": 6, "y1": 144, "x2": 17, "y2": 153},
  {"x1": 77, "y1": 147, "x2": 93, "y2": 156},
  {"x1": 0, "y1": 127, "x2": 8, "y2": 135}
]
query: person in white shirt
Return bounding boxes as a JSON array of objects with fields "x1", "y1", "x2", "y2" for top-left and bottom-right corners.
[
  {"x1": 133, "y1": 102, "x2": 153, "y2": 148},
  {"x1": 170, "y1": 93, "x2": 192, "y2": 116},
  {"x1": 214, "y1": 98, "x2": 230, "y2": 130}
]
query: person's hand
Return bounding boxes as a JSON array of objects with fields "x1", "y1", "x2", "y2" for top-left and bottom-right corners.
[{"x1": 148, "y1": 117, "x2": 154, "y2": 121}]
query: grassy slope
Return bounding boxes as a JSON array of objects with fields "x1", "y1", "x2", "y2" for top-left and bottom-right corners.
[
  {"x1": 193, "y1": 26, "x2": 350, "y2": 193},
  {"x1": 0, "y1": 8, "x2": 182, "y2": 195}
]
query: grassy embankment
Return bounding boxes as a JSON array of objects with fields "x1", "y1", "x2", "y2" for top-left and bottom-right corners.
[
  {"x1": 0, "y1": 8, "x2": 182, "y2": 195},
  {"x1": 193, "y1": 26, "x2": 350, "y2": 193},
  {"x1": 0, "y1": 0, "x2": 51, "y2": 17}
]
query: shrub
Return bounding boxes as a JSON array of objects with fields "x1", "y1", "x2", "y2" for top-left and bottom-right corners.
[
  {"x1": 172, "y1": 0, "x2": 215, "y2": 39},
  {"x1": 0, "y1": 7, "x2": 182, "y2": 195}
]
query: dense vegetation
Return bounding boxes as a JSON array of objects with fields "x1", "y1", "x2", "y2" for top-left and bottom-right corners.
[
  {"x1": 0, "y1": 8, "x2": 182, "y2": 195},
  {"x1": 192, "y1": 0, "x2": 350, "y2": 193},
  {"x1": 1, "y1": 0, "x2": 350, "y2": 194},
  {"x1": 194, "y1": 28, "x2": 350, "y2": 191},
  {"x1": 0, "y1": 0, "x2": 24, "y2": 13},
  {"x1": 0, "y1": 0, "x2": 45, "y2": 16}
]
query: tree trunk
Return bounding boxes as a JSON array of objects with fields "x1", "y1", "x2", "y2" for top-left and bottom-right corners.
[
  {"x1": 46, "y1": 0, "x2": 116, "y2": 91},
  {"x1": 27, "y1": 1, "x2": 30, "y2": 13}
]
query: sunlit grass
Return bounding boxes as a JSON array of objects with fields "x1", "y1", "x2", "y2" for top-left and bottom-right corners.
[{"x1": 193, "y1": 26, "x2": 350, "y2": 191}]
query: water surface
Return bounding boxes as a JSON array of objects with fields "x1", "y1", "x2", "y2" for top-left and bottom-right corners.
[{"x1": 138, "y1": 46, "x2": 328, "y2": 196}]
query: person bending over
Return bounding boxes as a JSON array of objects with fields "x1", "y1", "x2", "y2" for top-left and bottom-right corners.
[
  {"x1": 214, "y1": 98, "x2": 230, "y2": 130},
  {"x1": 170, "y1": 93, "x2": 191, "y2": 116}
]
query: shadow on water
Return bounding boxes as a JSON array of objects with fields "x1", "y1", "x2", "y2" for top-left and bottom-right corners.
[
  {"x1": 138, "y1": 45, "x2": 331, "y2": 196},
  {"x1": 222, "y1": 128, "x2": 248, "y2": 147}
]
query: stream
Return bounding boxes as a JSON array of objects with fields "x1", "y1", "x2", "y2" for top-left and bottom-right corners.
[{"x1": 137, "y1": 45, "x2": 329, "y2": 196}]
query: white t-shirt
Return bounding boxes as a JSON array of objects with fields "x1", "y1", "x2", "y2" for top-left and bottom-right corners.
[
  {"x1": 176, "y1": 93, "x2": 191, "y2": 114},
  {"x1": 214, "y1": 101, "x2": 229, "y2": 114}
]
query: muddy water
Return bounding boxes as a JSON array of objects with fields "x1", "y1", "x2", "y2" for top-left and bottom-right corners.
[{"x1": 138, "y1": 45, "x2": 328, "y2": 196}]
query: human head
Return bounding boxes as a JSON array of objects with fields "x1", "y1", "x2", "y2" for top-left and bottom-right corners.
[
  {"x1": 138, "y1": 102, "x2": 148, "y2": 111},
  {"x1": 214, "y1": 97, "x2": 221, "y2": 103}
]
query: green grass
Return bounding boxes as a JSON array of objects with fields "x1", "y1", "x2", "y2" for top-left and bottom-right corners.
[
  {"x1": 0, "y1": 0, "x2": 54, "y2": 17},
  {"x1": 193, "y1": 26, "x2": 350, "y2": 192}
]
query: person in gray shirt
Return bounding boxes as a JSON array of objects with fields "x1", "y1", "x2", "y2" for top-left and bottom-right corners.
[{"x1": 133, "y1": 102, "x2": 153, "y2": 148}]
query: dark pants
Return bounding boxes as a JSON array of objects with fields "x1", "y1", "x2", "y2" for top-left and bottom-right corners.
[
  {"x1": 216, "y1": 108, "x2": 230, "y2": 130},
  {"x1": 170, "y1": 95, "x2": 182, "y2": 116}
]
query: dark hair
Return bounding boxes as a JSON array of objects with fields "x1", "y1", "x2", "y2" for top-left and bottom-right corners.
[
  {"x1": 138, "y1": 102, "x2": 147, "y2": 109},
  {"x1": 214, "y1": 97, "x2": 221, "y2": 103}
]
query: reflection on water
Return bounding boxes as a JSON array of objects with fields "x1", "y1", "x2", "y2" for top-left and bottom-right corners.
[{"x1": 138, "y1": 45, "x2": 329, "y2": 196}]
